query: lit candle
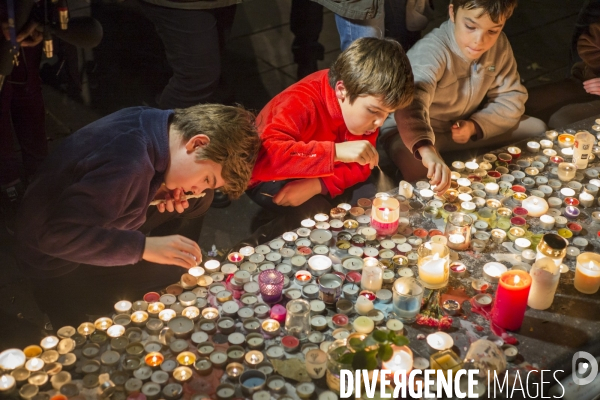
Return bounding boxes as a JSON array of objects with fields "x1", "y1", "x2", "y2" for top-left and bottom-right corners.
[
  {"x1": 465, "y1": 159, "x2": 479, "y2": 173},
  {"x1": 392, "y1": 277, "x2": 423, "y2": 322},
  {"x1": 0, "y1": 375, "x2": 16, "y2": 394},
  {"x1": 417, "y1": 243, "x2": 449, "y2": 289},
  {"x1": 507, "y1": 146, "x2": 521, "y2": 159},
  {"x1": 308, "y1": 255, "x2": 332, "y2": 277},
  {"x1": 77, "y1": 322, "x2": 95, "y2": 336},
  {"x1": 182, "y1": 306, "x2": 200, "y2": 320},
  {"x1": 261, "y1": 319, "x2": 281, "y2": 337},
  {"x1": 146, "y1": 302, "x2": 165, "y2": 316},
  {"x1": 527, "y1": 258, "x2": 560, "y2": 310},
  {"x1": 452, "y1": 161, "x2": 465, "y2": 172},
  {"x1": 370, "y1": 193, "x2": 400, "y2": 236},
  {"x1": 144, "y1": 352, "x2": 164, "y2": 367},
  {"x1": 491, "y1": 270, "x2": 532, "y2": 331},
  {"x1": 361, "y1": 258, "x2": 383, "y2": 292},
  {"x1": 574, "y1": 253, "x2": 600, "y2": 294},
  {"x1": 159, "y1": 309, "x2": 177, "y2": 322},
  {"x1": 381, "y1": 346, "x2": 413, "y2": 373},
  {"x1": 355, "y1": 295, "x2": 374, "y2": 315},
  {"x1": 227, "y1": 252, "x2": 243, "y2": 264},
  {"x1": 564, "y1": 205, "x2": 580, "y2": 219},
  {"x1": 25, "y1": 358, "x2": 44, "y2": 372},
  {"x1": 419, "y1": 189, "x2": 434, "y2": 201},
  {"x1": 188, "y1": 266, "x2": 205, "y2": 277},
  {"x1": 527, "y1": 141, "x2": 541, "y2": 152},
  {"x1": 204, "y1": 259, "x2": 221, "y2": 273},
  {"x1": 173, "y1": 366, "x2": 193, "y2": 382},
  {"x1": 40, "y1": 336, "x2": 59, "y2": 350},
  {"x1": 245, "y1": 351, "x2": 264, "y2": 367},
  {"x1": 521, "y1": 196, "x2": 549, "y2": 217},
  {"x1": 352, "y1": 316, "x2": 375, "y2": 334},
  {"x1": 558, "y1": 133, "x2": 575, "y2": 148},
  {"x1": 294, "y1": 270, "x2": 312, "y2": 286},
  {"x1": 398, "y1": 181, "x2": 413, "y2": 199},
  {"x1": 482, "y1": 262, "x2": 508, "y2": 283},
  {"x1": 557, "y1": 162, "x2": 576, "y2": 182},
  {"x1": 176, "y1": 351, "x2": 196, "y2": 366},
  {"x1": 114, "y1": 300, "x2": 132, "y2": 314},
  {"x1": 131, "y1": 311, "x2": 149, "y2": 326},
  {"x1": 106, "y1": 325, "x2": 125, "y2": 338},
  {"x1": 202, "y1": 308, "x2": 219, "y2": 320}
]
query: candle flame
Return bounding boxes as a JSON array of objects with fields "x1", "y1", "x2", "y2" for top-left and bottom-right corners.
[
  {"x1": 514, "y1": 275, "x2": 521, "y2": 285},
  {"x1": 184, "y1": 356, "x2": 189, "y2": 363},
  {"x1": 152, "y1": 356, "x2": 157, "y2": 363},
  {"x1": 383, "y1": 208, "x2": 390, "y2": 221},
  {"x1": 588, "y1": 261, "x2": 600, "y2": 271},
  {"x1": 250, "y1": 355, "x2": 258, "y2": 363}
]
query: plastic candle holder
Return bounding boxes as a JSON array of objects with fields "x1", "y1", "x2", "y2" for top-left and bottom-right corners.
[
  {"x1": 284, "y1": 299, "x2": 311, "y2": 342},
  {"x1": 445, "y1": 213, "x2": 473, "y2": 251},
  {"x1": 258, "y1": 270, "x2": 284, "y2": 303},
  {"x1": 528, "y1": 258, "x2": 560, "y2": 310},
  {"x1": 491, "y1": 270, "x2": 532, "y2": 331}
]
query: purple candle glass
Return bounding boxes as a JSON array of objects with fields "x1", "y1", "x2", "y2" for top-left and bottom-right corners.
[{"x1": 258, "y1": 270, "x2": 284, "y2": 303}]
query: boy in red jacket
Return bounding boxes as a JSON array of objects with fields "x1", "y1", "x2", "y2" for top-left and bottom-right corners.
[{"x1": 247, "y1": 37, "x2": 449, "y2": 227}]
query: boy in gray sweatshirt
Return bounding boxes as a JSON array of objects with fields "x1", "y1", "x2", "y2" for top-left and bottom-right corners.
[{"x1": 383, "y1": 0, "x2": 546, "y2": 181}]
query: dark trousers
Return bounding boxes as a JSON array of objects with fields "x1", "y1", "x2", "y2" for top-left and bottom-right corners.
[
  {"x1": 290, "y1": 0, "x2": 324, "y2": 70},
  {"x1": 384, "y1": 0, "x2": 421, "y2": 51},
  {"x1": 29, "y1": 191, "x2": 213, "y2": 330},
  {"x1": 0, "y1": 44, "x2": 47, "y2": 186},
  {"x1": 139, "y1": 2, "x2": 237, "y2": 108}
]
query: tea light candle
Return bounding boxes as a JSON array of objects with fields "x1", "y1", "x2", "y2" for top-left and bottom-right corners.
[
  {"x1": 114, "y1": 300, "x2": 132, "y2": 314},
  {"x1": 145, "y1": 352, "x2": 164, "y2": 368},
  {"x1": 426, "y1": 332, "x2": 454, "y2": 353},
  {"x1": 508, "y1": 146, "x2": 521, "y2": 159},
  {"x1": 484, "y1": 182, "x2": 499, "y2": 195},
  {"x1": 558, "y1": 133, "x2": 575, "y2": 148},
  {"x1": 398, "y1": 181, "x2": 414, "y2": 198},
  {"x1": 579, "y1": 191, "x2": 595, "y2": 208},
  {"x1": 483, "y1": 262, "x2": 508, "y2": 283},
  {"x1": 40, "y1": 336, "x2": 59, "y2": 350},
  {"x1": 557, "y1": 162, "x2": 576, "y2": 181},
  {"x1": 420, "y1": 189, "x2": 434, "y2": 201},
  {"x1": 514, "y1": 238, "x2": 531, "y2": 252},
  {"x1": 106, "y1": 325, "x2": 125, "y2": 338},
  {"x1": 355, "y1": 295, "x2": 374, "y2": 315},
  {"x1": 308, "y1": 255, "x2": 332, "y2": 277},
  {"x1": 452, "y1": 161, "x2": 465, "y2": 172},
  {"x1": 0, "y1": 375, "x2": 16, "y2": 395},
  {"x1": 261, "y1": 319, "x2": 281, "y2": 337},
  {"x1": 457, "y1": 178, "x2": 471, "y2": 187},
  {"x1": 147, "y1": 302, "x2": 165, "y2": 316},
  {"x1": 564, "y1": 206, "x2": 580, "y2": 219},
  {"x1": 353, "y1": 316, "x2": 375, "y2": 334},
  {"x1": 173, "y1": 366, "x2": 193, "y2": 382},
  {"x1": 202, "y1": 307, "x2": 219, "y2": 320},
  {"x1": 465, "y1": 159, "x2": 479, "y2": 173},
  {"x1": 527, "y1": 141, "x2": 541, "y2": 153},
  {"x1": 24, "y1": 358, "x2": 44, "y2": 372},
  {"x1": 381, "y1": 345, "x2": 413, "y2": 374},
  {"x1": 245, "y1": 351, "x2": 264, "y2": 367},
  {"x1": 538, "y1": 214, "x2": 555, "y2": 230},
  {"x1": 574, "y1": 253, "x2": 600, "y2": 294},
  {"x1": 491, "y1": 229, "x2": 507, "y2": 243},
  {"x1": 491, "y1": 270, "x2": 532, "y2": 331},
  {"x1": 182, "y1": 306, "x2": 200, "y2": 320},
  {"x1": 131, "y1": 311, "x2": 149, "y2": 326},
  {"x1": 176, "y1": 351, "x2": 196, "y2": 366}
]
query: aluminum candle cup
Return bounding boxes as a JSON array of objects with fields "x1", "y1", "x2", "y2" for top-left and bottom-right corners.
[{"x1": 317, "y1": 274, "x2": 343, "y2": 305}]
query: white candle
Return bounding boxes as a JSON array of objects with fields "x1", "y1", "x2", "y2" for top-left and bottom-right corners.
[
  {"x1": 483, "y1": 262, "x2": 507, "y2": 282},
  {"x1": 528, "y1": 258, "x2": 560, "y2": 310},
  {"x1": 452, "y1": 161, "x2": 465, "y2": 172},
  {"x1": 539, "y1": 214, "x2": 555, "y2": 230},
  {"x1": 560, "y1": 187, "x2": 575, "y2": 198},
  {"x1": 25, "y1": 358, "x2": 44, "y2": 372},
  {"x1": 419, "y1": 189, "x2": 434, "y2": 201},
  {"x1": 448, "y1": 234, "x2": 465, "y2": 245},
  {"x1": 353, "y1": 316, "x2": 375, "y2": 334},
  {"x1": 514, "y1": 238, "x2": 531, "y2": 251},
  {"x1": 457, "y1": 178, "x2": 471, "y2": 187},
  {"x1": 461, "y1": 202, "x2": 476, "y2": 213},
  {"x1": 204, "y1": 260, "x2": 221, "y2": 273},
  {"x1": 484, "y1": 182, "x2": 499, "y2": 195},
  {"x1": 521, "y1": 196, "x2": 549, "y2": 218},
  {"x1": 107, "y1": 325, "x2": 125, "y2": 338},
  {"x1": 114, "y1": 300, "x2": 132, "y2": 314},
  {"x1": 398, "y1": 181, "x2": 413, "y2": 199},
  {"x1": 40, "y1": 336, "x2": 59, "y2": 350},
  {"x1": 575, "y1": 253, "x2": 600, "y2": 294},
  {"x1": 579, "y1": 191, "x2": 595, "y2": 208},
  {"x1": 381, "y1": 346, "x2": 413, "y2": 373},
  {"x1": 355, "y1": 295, "x2": 374, "y2": 315},
  {"x1": 308, "y1": 255, "x2": 332, "y2": 276},
  {"x1": 0, "y1": 375, "x2": 15, "y2": 393},
  {"x1": 0, "y1": 349, "x2": 26, "y2": 370},
  {"x1": 426, "y1": 332, "x2": 454, "y2": 352},
  {"x1": 188, "y1": 266, "x2": 205, "y2": 277},
  {"x1": 361, "y1": 262, "x2": 383, "y2": 292},
  {"x1": 465, "y1": 160, "x2": 479, "y2": 172},
  {"x1": 418, "y1": 253, "x2": 447, "y2": 287},
  {"x1": 540, "y1": 139, "x2": 553, "y2": 149},
  {"x1": 458, "y1": 193, "x2": 473, "y2": 202}
]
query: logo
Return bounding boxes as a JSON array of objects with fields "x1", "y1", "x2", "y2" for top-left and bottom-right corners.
[{"x1": 572, "y1": 351, "x2": 598, "y2": 386}]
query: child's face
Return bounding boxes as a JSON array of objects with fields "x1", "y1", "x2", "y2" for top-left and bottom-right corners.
[
  {"x1": 165, "y1": 134, "x2": 226, "y2": 194},
  {"x1": 336, "y1": 82, "x2": 396, "y2": 135},
  {"x1": 449, "y1": 5, "x2": 506, "y2": 61}
]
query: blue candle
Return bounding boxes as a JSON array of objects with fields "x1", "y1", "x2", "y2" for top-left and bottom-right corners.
[
  {"x1": 564, "y1": 206, "x2": 580, "y2": 219},
  {"x1": 243, "y1": 377, "x2": 265, "y2": 387}
]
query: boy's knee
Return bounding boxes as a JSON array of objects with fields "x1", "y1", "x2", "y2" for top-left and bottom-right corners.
[{"x1": 522, "y1": 115, "x2": 548, "y2": 135}]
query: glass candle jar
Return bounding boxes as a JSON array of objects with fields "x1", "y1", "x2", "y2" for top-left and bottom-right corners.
[
  {"x1": 557, "y1": 162, "x2": 576, "y2": 182},
  {"x1": 361, "y1": 258, "x2": 383, "y2": 292},
  {"x1": 326, "y1": 339, "x2": 352, "y2": 393},
  {"x1": 445, "y1": 213, "x2": 473, "y2": 251},
  {"x1": 258, "y1": 270, "x2": 284, "y2": 303},
  {"x1": 318, "y1": 274, "x2": 343, "y2": 305},
  {"x1": 535, "y1": 233, "x2": 567, "y2": 268},
  {"x1": 370, "y1": 193, "x2": 400, "y2": 236},
  {"x1": 417, "y1": 242, "x2": 450, "y2": 289},
  {"x1": 284, "y1": 299, "x2": 311, "y2": 342},
  {"x1": 392, "y1": 277, "x2": 424, "y2": 323},
  {"x1": 574, "y1": 252, "x2": 600, "y2": 294}
]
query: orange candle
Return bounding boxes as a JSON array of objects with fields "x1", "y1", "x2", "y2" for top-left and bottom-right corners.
[
  {"x1": 144, "y1": 352, "x2": 164, "y2": 367},
  {"x1": 574, "y1": 253, "x2": 600, "y2": 294}
]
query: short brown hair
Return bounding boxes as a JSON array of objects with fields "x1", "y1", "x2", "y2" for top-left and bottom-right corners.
[
  {"x1": 328, "y1": 37, "x2": 414, "y2": 110},
  {"x1": 451, "y1": 0, "x2": 517, "y2": 23},
  {"x1": 172, "y1": 104, "x2": 260, "y2": 199}
]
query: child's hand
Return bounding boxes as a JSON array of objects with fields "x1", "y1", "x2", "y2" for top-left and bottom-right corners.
[
  {"x1": 334, "y1": 141, "x2": 379, "y2": 169},
  {"x1": 418, "y1": 145, "x2": 451, "y2": 194},
  {"x1": 451, "y1": 120, "x2": 476, "y2": 144},
  {"x1": 143, "y1": 235, "x2": 202, "y2": 269},
  {"x1": 155, "y1": 187, "x2": 190, "y2": 213},
  {"x1": 273, "y1": 179, "x2": 322, "y2": 207},
  {"x1": 583, "y1": 77, "x2": 600, "y2": 96}
]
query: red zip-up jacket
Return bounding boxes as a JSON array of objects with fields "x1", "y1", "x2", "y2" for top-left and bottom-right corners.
[{"x1": 249, "y1": 70, "x2": 376, "y2": 197}]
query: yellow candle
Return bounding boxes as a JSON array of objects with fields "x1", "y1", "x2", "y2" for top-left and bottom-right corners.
[
  {"x1": 176, "y1": 351, "x2": 196, "y2": 366},
  {"x1": 575, "y1": 253, "x2": 600, "y2": 294}
]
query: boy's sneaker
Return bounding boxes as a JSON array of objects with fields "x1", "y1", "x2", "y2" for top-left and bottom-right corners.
[{"x1": 0, "y1": 181, "x2": 25, "y2": 235}]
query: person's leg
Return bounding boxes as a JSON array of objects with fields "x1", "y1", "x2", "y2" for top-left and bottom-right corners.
[
  {"x1": 384, "y1": 0, "x2": 421, "y2": 50},
  {"x1": 139, "y1": 2, "x2": 221, "y2": 109},
  {"x1": 290, "y1": 0, "x2": 325, "y2": 79},
  {"x1": 9, "y1": 44, "x2": 47, "y2": 182},
  {"x1": 380, "y1": 120, "x2": 429, "y2": 181},
  {"x1": 334, "y1": 11, "x2": 385, "y2": 51},
  {"x1": 0, "y1": 76, "x2": 19, "y2": 187}
]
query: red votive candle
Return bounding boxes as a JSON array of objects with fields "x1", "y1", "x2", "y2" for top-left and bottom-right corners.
[
  {"x1": 270, "y1": 304, "x2": 286, "y2": 323},
  {"x1": 413, "y1": 228, "x2": 428, "y2": 239},
  {"x1": 512, "y1": 207, "x2": 528, "y2": 217},
  {"x1": 143, "y1": 292, "x2": 160, "y2": 303},
  {"x1": 511, "y1": 185, "x2": 526, "y2": 193},
  {"x1": 564, "y1": 197, "x2": 579, "y2": 207},
  {"x1": 346, "y1": 271, "x2": 362, "y2": 284},
  {"x1": 491, "y1": 270, "x2": 532, "y2": 331},
  {"x1": 359, "y1": 290, "x2": 376, "y2": 301},
  {"x1": 282, "y1": 336, "x2": 300, "y2": 353},
  {"x1": 510, "y1": 216, "x2": 527, "y2": 228}
]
